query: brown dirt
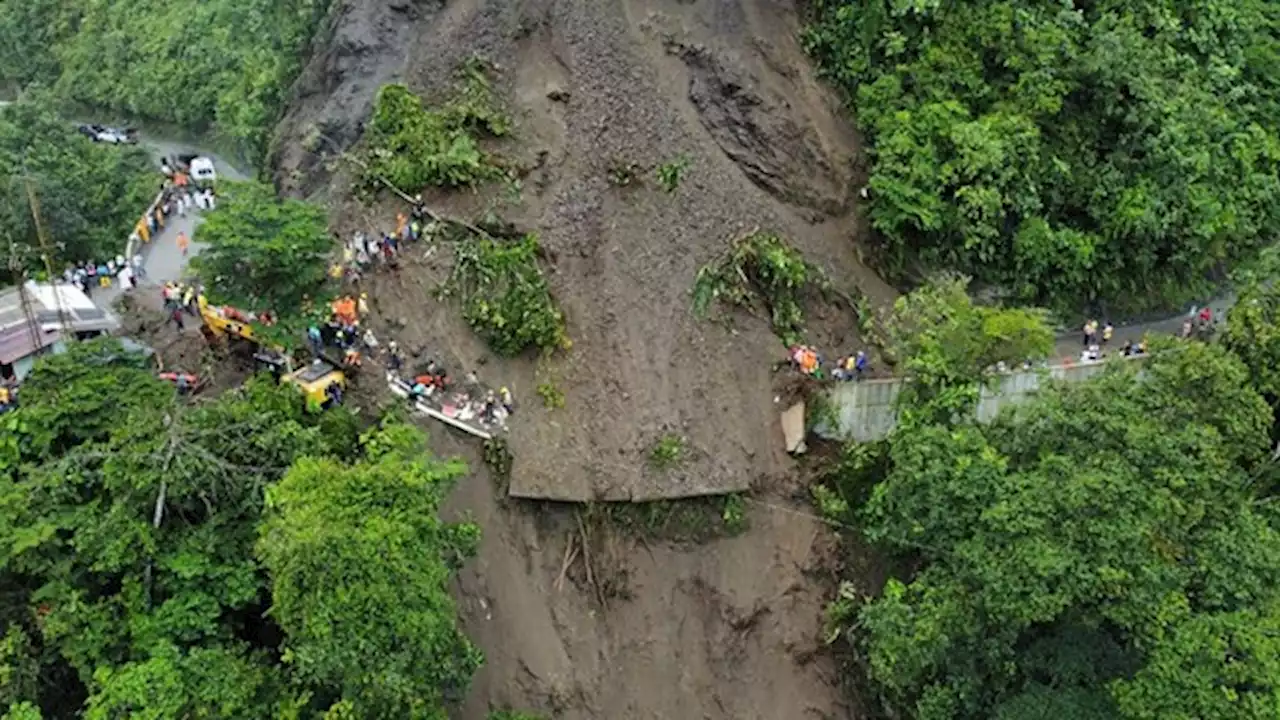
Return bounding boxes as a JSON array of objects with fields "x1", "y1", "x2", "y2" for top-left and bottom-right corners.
[
  {"x1": 283, "y1": 0, "x2": 893, "y2": 502},
  {"x1": 430, "y1": 430, "x2": 858, "y2": 720},
  {"x1": 112, "y1": 291, "x2": 250, "y2": 393},
  {"x1": 274, "y1": 0, "x2": 891, "y2": 717}
]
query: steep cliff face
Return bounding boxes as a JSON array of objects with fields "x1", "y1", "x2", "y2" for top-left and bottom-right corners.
[{"x1": 272, "y1": 0, "x2": 886, "y2": 717}]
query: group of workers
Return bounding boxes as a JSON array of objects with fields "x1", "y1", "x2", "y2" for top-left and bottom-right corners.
[
  {"x1": 788, "y1": 344, "x2": 870, "y2": 382},
  {"x1": 162, "y1": 282, "x2": 202, "y2": 330},
  {"x1": 308, "y1": 294, "x2": 372, "y2": 371},
  {"x1": 398, "y1": 356, "x2": 516, "y2": 428},
  {"x1": 333, "y1": 199, "x2": 437, "y2": 284}
]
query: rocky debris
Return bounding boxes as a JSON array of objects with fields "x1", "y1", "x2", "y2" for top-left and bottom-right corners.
[
  {"x1": 271, "y1": 0, "x2": 437, "y2": 196},
  {"x1": 668, "y1": 39, "x2": 853, "y2": 215}
]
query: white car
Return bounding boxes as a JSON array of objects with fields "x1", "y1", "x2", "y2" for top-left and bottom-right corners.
[{"x1": 78, "y1": 124, "x2": 137, "y2": 144}]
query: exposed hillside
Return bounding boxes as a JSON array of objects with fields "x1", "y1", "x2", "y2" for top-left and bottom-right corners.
[
  {"x1": 272, "y1": 0, "x2": 890, "y2": 717},
  {"x1": 276, "y1": 0, "x2": 891, "y2": 502}
]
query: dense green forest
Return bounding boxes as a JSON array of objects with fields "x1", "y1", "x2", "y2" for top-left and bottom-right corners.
[
  {"x1": 0, "y1": 0, "x2": 329, "y2": 160},
  {"x1": 822, "y1": 278, "x2": 1280, "y2": 719},
  {"x1": 0, "y1": 340, "x2": 487, "y2": 718},
  {"x1": 0, "y1": 92, "x2": 153, "y2": 274},
  {"x1": 807, "y1": 0, "x2": 1280, "y2": 312}
]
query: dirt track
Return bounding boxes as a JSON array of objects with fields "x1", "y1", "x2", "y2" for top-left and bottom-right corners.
[{"x1": 275, "y1": 0, "x2": 884, "y2": 716}]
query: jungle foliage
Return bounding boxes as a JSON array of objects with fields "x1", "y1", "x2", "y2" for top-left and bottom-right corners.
[
  {"x1": 192, "y1": 180, "x2": 333, "y2": 319},
  {"x1": 822, "y1": 282, "x2": 1280, "y2": 720},
  {"x1": 0, "y1": 0, "x2": 329, "y2": 160},
  {"x1": 362, "y1": 62, "x2": 511, "y2": 196},
  {"x1": 441, "y1": 233, "x2": 568, "y2": 357},
  {"x1": 806, "y1": 0, "x2": 1280, "y2": 313},
  {"x1": 0, "y1": 339, "x2": 482, "y2": 719},
  {"x1": 692, "y1": 231, "x2": 832, "y2": 346},
  {"x1": 0, "y1": 92, "x2": 153, "y2": 276},
  {"x1": 884, "y1": 275, "x2": 1053, "y2": 423}
]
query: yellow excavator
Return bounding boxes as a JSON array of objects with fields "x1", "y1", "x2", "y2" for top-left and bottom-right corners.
[{"x1": 197, "y1": 296, "x2": 345, "y2": 410}]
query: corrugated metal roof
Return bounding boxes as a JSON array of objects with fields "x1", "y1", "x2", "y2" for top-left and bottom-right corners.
[{"x1": 0, "y1": 282, "x2": 118, "y2": 364}]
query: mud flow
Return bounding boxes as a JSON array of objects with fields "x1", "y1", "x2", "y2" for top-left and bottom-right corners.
[{"x1": 273, "y1": 0, "x2": 887, "y2": 716}]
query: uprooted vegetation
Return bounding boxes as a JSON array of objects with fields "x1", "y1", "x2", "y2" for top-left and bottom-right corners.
[
  {"x1": 360, "y1": 59, "x2": 511, "y2": 195},
  {"x1": 438, "y1": 232, "x2": 569, "y2": 357},
  {"x1": 597, "y1": 494, "x2": 750, "y2": 544},
  {"x1": 692, "y1": 231, "x2": 832, "y2": 345}
]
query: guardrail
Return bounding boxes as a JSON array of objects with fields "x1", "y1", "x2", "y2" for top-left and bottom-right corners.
[{"x1": 125, "y1": 189, "x2": 168, "y2": 263}]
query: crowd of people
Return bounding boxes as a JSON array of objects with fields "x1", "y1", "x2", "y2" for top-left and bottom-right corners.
[
  {"x1": 332, "y1": 200, "x2": 435, "y2": 283},
  {"x1": 322, "y1": 201, "x2": 517, "y2": 431},
  {"x1": 61, "y1": 160, "x2": 216, "y2": 299},
  {"x1": 62, "y1": 252, "x2": 146, "y2": 295},
  {"x1": 787, "y1": 344, "x2": 869, "y2": 382}
]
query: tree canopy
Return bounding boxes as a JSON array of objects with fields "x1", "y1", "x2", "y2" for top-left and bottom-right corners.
[
  {"x1": 883, "y1": 275, "x2": 1053, "y2": 423},
  {"x1": 806, "y1": 0, "x2": 1280, "y2": 313},
  {"x1": 191, "y1": 180, "x2": 333, "y2": 316},
  {"x1": 825, "y1": 287, "x2": 1280, "y2": 719},
  {"x1": 0, "y1": 91, "x2": 153, "y2": 276},
  {"x1": 259, "y1": 423, "x2": 483, "y2": 718},
  {"x1": 0, "y1": 339, "x2": 482, "y2": 718},
  {"x1": 0, "y1": 0, "x2": 328, "y2": 160}
]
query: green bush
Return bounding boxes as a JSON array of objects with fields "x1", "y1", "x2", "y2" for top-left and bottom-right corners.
[
  {"x1": 656, "y1": 155, "x2": 690, "y2": 192},
  {"x1": 442, "y1": 233, "x2": 569, "y2": 357},
  {"x1": 805, "y1": 0, "x2": 1280, "y2": 312},
  {"x1": 692, "y1": 231, "x2": 831, "y2": 345},
  {"x1": 648, "y1": 434, "x2": 686, "y2": 469},
  {"x1": 720, "y1": 493, "x2": 747, "y2": 535},
  {"x1": 363, "y1": 64, "x2": 510, "y2": 194}
]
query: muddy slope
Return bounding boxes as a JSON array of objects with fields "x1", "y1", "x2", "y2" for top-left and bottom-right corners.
[
  {"x1": 281, "y1": 0, "x2": 889, "y2": 502},
  {"x1": 275, "y1": 0, "x2": 885, "y2": 716}
]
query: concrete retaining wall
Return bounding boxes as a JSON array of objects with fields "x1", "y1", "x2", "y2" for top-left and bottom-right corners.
[{"x1": 818, "y1": 358, "x2": 1141, "y2": 442}]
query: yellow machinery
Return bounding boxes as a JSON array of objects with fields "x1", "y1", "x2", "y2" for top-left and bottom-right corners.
[{"x1": 197, "y1": 296, "x2": 345, "y2": 409}]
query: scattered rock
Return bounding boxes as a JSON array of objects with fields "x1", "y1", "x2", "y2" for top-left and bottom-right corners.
[
  {"x1": 547, "y1": 85, "x2": 572, "y2": 103},
  {"x1": 671, "y1": 41, "x2": 853, "y2": 214}
]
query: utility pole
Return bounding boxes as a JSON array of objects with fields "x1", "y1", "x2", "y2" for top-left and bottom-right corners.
[
  {"x1": 6, "y1": 238, "x2": 40, "y2": 356},
  {"x1": 22, "y1": 176, "x2": 70, "y2": 336}
]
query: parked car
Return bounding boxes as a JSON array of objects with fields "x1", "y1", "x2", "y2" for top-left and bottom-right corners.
[{"x1": 77, "y1": 124, "x2": 137, "y2": 144}]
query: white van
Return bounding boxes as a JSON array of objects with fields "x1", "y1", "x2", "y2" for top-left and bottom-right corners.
[{"x1": 189, "y1": 157, "x2": 216, "y2": 187}]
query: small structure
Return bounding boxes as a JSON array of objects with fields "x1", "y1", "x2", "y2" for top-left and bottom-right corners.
[{"x1": 0, "y1": 282, "x2": 119, "y2": 381}]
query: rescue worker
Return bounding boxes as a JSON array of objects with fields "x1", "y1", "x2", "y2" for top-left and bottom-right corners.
[
  {"x1": 344, "y1": 348, "x2": 362, "y2": 368},
  {"x1": 307, "y1": 326, "x2": 323, "y2": 356},
  {"x1": 854, "y1": 351, "x2": 868, "y2": 380},
  {"x1": 325, "y1": 381, "x2": 344, "y2": 407},
  {"x1": 1102, "y1": 322, "x2": 1114, "y2": 345},
  {"x1": 176, "y1": 232, "x2": 190, "y2": 257},
  {"x1": 500, "y1": 386, "x2": 514, "y2": 414},
  {"x1": 387, "y1": 342, "x2": 404, "y2": 373}
]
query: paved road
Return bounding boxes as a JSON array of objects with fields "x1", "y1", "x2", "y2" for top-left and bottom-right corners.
[
  {"x1": 1050, "y1": 294, "x2": 1236, "y2": 361},
  {"x1": 96, "y1": 142, "x2": 248, "y2": 307}
]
